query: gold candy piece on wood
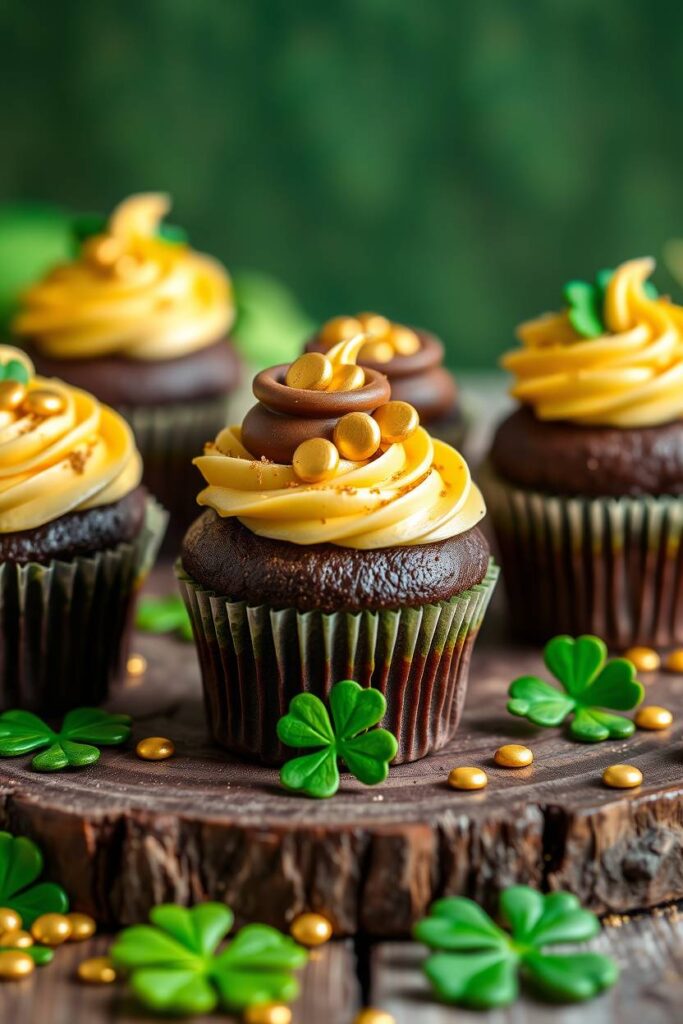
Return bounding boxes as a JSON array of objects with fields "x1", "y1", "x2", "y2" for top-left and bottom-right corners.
[
  {"x1": 67, "y1": 913, "x2": 97, "y2": 941},
  {"x1": 389, "y1": 325, "x2": 421, "y2": 355},
  {"x1": 31, "y1": 912, "x2": 72, "y2": 946},
  {"x1": 448, "y1": 766, "x2": 488, "y2": 791},
  {"x1": 127, "y1": 653, "x2": 147, "y2": 677},
  {"x1": 243, "y1": 1004, "x2": 293, "y2": 1024},
  {"x1": 334, "y1": 412, "x2": 381, "y2": 462},
  {"x1": 634, "y1": 706, "x2": 673, "y2": 731},
  {"x1": 292, "y1": 438, "x2": 340, "y2": 483},
  {"x1": 0, "y1": 950, "x2": 35, "y2": 979},
  {"x1": 136, "y1": 736, "x2": 175, "y2": 761},
  {"x1": 354, "y1": 1011, "x2": 396, "y2": 1024},
  {"x1": 0, "y1": 380, "x2": 27, "y2": 411},
  {"x1": 286, "y1": 353, "x2": 333, "y2": 391},
  {"x1": 494, "y1": 744, "x2": 533, "y2": 768},
  {"x1": 664, "y1": 648, "x2": 683, "y2": 673},
  {"x1": 290, "y1": 912, "x2": 333, "y2": 947},
  {"x1": 373, "y1": 401, "x2": 419, "y2": 445},
  {"x1": 327, "y1": 364, "x2": 365, "y2": 392},
  {"x1": 623, "y1": 646, "x2": 660, "y2": 673},
  {"x1": 77, "y1": 956, "x2": 117, "y2": 984},
  {"x1": 602, "y1": 764, "x2": 642, "y2": 789},
  {"x1": 0, "y1": 930, "x2": 33, "y2": 948},
  {"x1": 23, "y1": 389, "x2": 66, "y2": 417},
  {"x1": 0, "y1": 908, "x2": 21, "y2": 934},
  {"x1": 320, "y1": 316, "x2": 363, "y2": 349}
]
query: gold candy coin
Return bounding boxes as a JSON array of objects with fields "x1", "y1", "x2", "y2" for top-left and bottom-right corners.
[
  {"x1": 373, "y1": 401, "x2": 420, "y2": 445},
  {"x1": 67, "y1": 912, "x2": 97, "y2": 941},
  {"x1": 389, "y1": 325, "x2": 421, "y2": 356},
  {"x1": 360, "y1": 339, "x2": 395, "y2": 364},
  {"x1": 285, "y1": 353, "x2": 333, "y2": 391},
  {"x1": 0, "y1": 930, "x2": 33, "y2": 949},
  {"x1": 31, "y1": 912, "x2": 72, "y2": 946},
  {"x1": 0, "y1": 950, "x2": 35, "y2": 979},
  {"x1": 635, "y1": 706, "x2": 673, "y2": 731},
  {"x1": 603, "y1": 764, "x2": 642, "y2": 789},
  {"x1": 0, "y1": 380, "x2": 27, "y2": 411},
  {"x1": 244, "y1": 1005, "x2": 292, "y2": 1024},
  {"x1": 448, "y1": 766, "x2": 488, "y2": 791},
  {"x1": 357, "y1": 312, "x2": 391, "y2": 338},
  {"x1": 624, "y1": 646, "x2": 660, "y2": 673},
  {"x1": 136, "y1": 736, "x2": 175, "y2": 761},
  {"x1": 292, "y1": 438, "x2": 340, "y2": 483},
  {"x1": 290, "y1": 912, "x2": 333, "y2": 947},
  {"x1": 328, "y1": 364, "x2": 365, "y2": 392},
  {"x1": 320, "y1": 316, "x2": 363, "y2": 349},
  {"x1": 664, "y1": 648, "x2": 683, "y2": 673},
  {"x1": 334, "y1": 412, "x2": 381, "y2": 462},
  {"x1": 494, "y1": 744, "x2": 533, "y2": 768},
  {"x1": 23, "y1": 389, "x2": 66, "y2": 417},
  {"x1": 354, "y1": 1011, "x2": 396, "y2": 1024},
  {"x1": 0, "y1": 908, "x2": 21, "y2": 934},
  {"x1": 77, "y1": 956, "x2": 117, "y2": 984}
]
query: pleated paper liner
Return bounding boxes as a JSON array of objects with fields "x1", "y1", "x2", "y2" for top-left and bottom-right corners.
[
  {"x1": 117, "y1": 396, "x2": 234, "y2": 553},
  {"x1": 480, "y1": 461, "x2": 683, "y2": 647},
  {"x1": 177, "y1": 559, "x2": 498, "y2": 765},
  {"x1": 0, "y1": 497, "x2": 167, "y2": 714}
]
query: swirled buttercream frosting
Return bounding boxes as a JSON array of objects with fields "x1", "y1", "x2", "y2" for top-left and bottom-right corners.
[
  {"x1": 13, "y1": 193, "x2": 234, "y2": 361},
  {"x1": 502, "y1": 258, "x2": 683, "y2": 427},
  {"x1": 0, "y1": 346, "x2": 142, "y2": 532},
  {"x1": 194, "y1": 335, "x2": 485, "y2": 549}
]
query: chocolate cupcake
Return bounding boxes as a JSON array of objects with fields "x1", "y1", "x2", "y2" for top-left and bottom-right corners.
[
  {"x1": 178, "y1": 335, "x2": 497, "y2": 765},
  {"x1": 306, "y1": 313, "x2": 464, "y2": 448},
  {"x1": 0, "y1": 345, "x2": 165, "y2": 712},
  {"x1": 12, "y1": 193, "x2": 241, "y2": 549},
  {"x1": 482, "y1": 257, "x2": 683, "y2": 646}
]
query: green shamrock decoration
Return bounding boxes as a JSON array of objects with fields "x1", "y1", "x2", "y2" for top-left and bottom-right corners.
[
  {"x1": 0, "y1": 357, "x2": 30, "y2": 385},
  {"x1": 0, "y1": 707, "x2": 132, "y2": 771},
  {"x1": 563, "y1": 267, "x2": 657, "y2": 338},
  {"x1": 507, "y1": 635, "x2": 644, "y2": 742},
  {"x1": 136, "y1": 594, "x2": 193, "y2": 642},
  {"x1": 111, "y1": 902, "x2": 308, "y2": 1016},
  {"x1": 414, "y1": 886, "x2": 618, "y2": 1009},
  {"x1": 277, "y1": 680, "x2": 398, "y2": 799},
  {"x1": 0, "y1": 831, "x2": 69, "y2": 927}
]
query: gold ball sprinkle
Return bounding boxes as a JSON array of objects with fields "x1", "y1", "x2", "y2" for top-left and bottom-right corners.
[
  {"x1": 127, "y1": 653, "x2": 147, "y2": 677},
  {"x1": 243, "y1": 1004, "x2": 293, "y2": 1024},
  {"x1": 603, "y1": 764, "x2": 643, "y2": 789},
  {"x1": 320, "y1": 316, "x2": 363, "y2": 349},
  {"x1": 333, "y1": 412, "x2": 382, "y2": 462},
  {"x1": 290, "y1": 912, "x2": 333, "y2": 948},
  {"x1": 354, "y1": 1011, "x2": 396, "y2": 1024},
  {"x1": 635, "y1": 706, "x2": 673, "y2": 731},
  {"x1": 327, "y1": 364, "x2": 365, "y2": 392},
  {"x1": 0, "y1": 908, "x2": 21, "y2": 934},
  {"x1": 0, "y1": 950, "x2": 35, "y2": 979},
  {"x1": 67, "y1": 913, "x2": 97, "y2": 941},
  {"x1": 389, "y1": 325, "x2": 421, "y2": 356},
  {"x1": 624, "y1": 646, "x2": 661, "y2": 673},
  {"x1": 448, "y1": 766, "x2": 488, "y2": 791},
  {"x1": 83, "y1": 234, "x2": 123, "y2": 268},
  {"x1": 23, "y1": 389, "x2": 66, "y2": 417},
  {"x1": 292, "y1": 438, "x2": 340, "y2": 483},
  {"x1": 77, "y1": 956, "x2": 117, "y2": 985},
  {"x1": 360, "y1": 339, "x2": 395, "y2": 364},
  {"x1": 0, "y1": 380, "x2": 27, "y2": 411},
  {"x1": 664, "y1": 648, "x2": 683, "y2": 674},
  {"x1": 0, "y1": 930, "x2": 33, "y2": 949},
  {"x1": 136, "y1": 736, "x2": 175, "y2": 761},
  {"x1": 31, "y1": 912, "x2": 72, "y2": 946},
  {"x1": 373, "y1": 401, "x2": 420, "y2": 445},
  {"x1": 494, "y1": 744, "x2": 533, "y2": 768},
  {"x1": 357, "y1": 312, "x2": 392, "y2": 338},
  {"x1": 285, "y1": 353, "x2": 333, "y2": 391}
]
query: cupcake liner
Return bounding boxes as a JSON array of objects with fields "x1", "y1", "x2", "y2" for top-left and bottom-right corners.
[
  {"x1": 117, "y1": 396, "x2": 233, "y2": 552},
  {"x1": 176, "y1": 560, "x2": 498, "y2": 765},
  {"x1": 480, "y1": 461, "x2": 683, "y2": 647},
  {"x1": 0, "y1": 498, "x2": 167, "y2": 713}
]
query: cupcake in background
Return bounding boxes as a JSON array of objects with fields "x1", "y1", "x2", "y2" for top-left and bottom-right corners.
[
  {"x1": 12, "y1": 193, "x2": 242, "y2": 549},
  {"x1": 305, "y1": 312, "x2": 465, "y2": 449},
  {"x1": 483, "y1": 257, "x2": 683, "y2": 647},
  {"x1": 178, "y1": 334, "x2": 497, "y2": 765},
  {"x1": 0, "y1": 345, "x2": 165, "y2": 712}
]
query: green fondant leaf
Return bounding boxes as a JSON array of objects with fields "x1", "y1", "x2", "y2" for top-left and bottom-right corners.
[
  {"x1": 276, "y1": 693, "x2": 335, "y2": 748},
  {"x1": 339, "y1": 729, "x2": 398, "y2": 785},
  {"x1": 329, "y1": 679, "x2": 386, "y2": 739},
  {"x1": 0, "y1": 832, "x2": 69, "y2": 926},
  {"x1": 136, "y1": 594, "x2": 193, "y2": 641},
  {"x1": 280, "y1": 748, "x2": 339, "y2": 799},
  {"x1": 523, "y1": 951, "x2": 619, "y2": 1002},
  {"x1": 583, "y1": 659, "x2": 644, "y2": 710},
  {"x1": 0, "y1": 707, "x2": 131, "y2": 771},
  {"x1": 424, "y1": 950, "x2": 519, "y2": 1009}
]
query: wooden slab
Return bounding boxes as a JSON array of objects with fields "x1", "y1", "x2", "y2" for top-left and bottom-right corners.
[{"x1": 1, "y1": 591, "x2": 683, "y2": 938}]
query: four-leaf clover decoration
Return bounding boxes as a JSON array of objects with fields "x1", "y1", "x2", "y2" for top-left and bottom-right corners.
[
  {"x1": 414, "y1": 886, "x2": 618, "y2": 1008},
  {"x1": 136, "y1": 594, "x2": 193, "y2": 642},
  {"x1": 277, "y1": 680, "x2": 398, "y2": 799},
  {"x1": 111, "y1": 902, "x2": 308, "y2": 1015},
  {"x1": 507, "y1": 635, "x2": 644, "y2": 742},
  {"x1": 564, "y1": 267, "x2": 658, "y2": 338},
  {"x1": 0, "y1": 707, "x2": 132, "y2": 771},
  {"x1": 0, "y1": 831, "x2": 69, "y2": 927}
]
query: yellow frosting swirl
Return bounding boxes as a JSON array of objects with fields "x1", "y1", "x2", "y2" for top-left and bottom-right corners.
[
  {"x1": 0, "y1": 347, "x2": 142, "y2": 532},
  {"x1": 194, "y1": 424, "x2": 485, "y2": 550},
  {"x1": 503, "y1": 257, "x2": 683, "y2": 427},
  {"x1": 13, "y1": 193, "x2": 234, "y2": 361}
]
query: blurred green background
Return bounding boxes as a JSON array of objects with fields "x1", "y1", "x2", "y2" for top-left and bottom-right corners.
[{"x1": 1, "y1": 0, "x2": 682, "y2": 369}]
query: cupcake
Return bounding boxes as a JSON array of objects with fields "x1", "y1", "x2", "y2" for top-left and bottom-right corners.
[
  {"x1": 12, "y1": 193, "x2": 241, "y2": 548},
  {"x1": 178, "y1": 335, "x2": 497, "y2": 765},
  {"x1": 483, "y1": 257, "x2": 683, "y2": 646},
  {"x1": 305, "y1": 313, "x2": 465, "y2": 448},
  {"x1": 0, "y1": 345, "x2": 165, "y2": 712}
]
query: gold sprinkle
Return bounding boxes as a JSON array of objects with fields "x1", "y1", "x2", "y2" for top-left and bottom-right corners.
[
  {"x1": 494, "y1": 744, "x2": 533, "y2": 768},
  {"x1": 243, "y1": 1005, "x2": 293, "y2": 1024},
  {"x1": 635, "y1": 706, "x2": 673, "y2": 731},
  {"x1": 292, "y1": 438, "x2": 339, "y2": 483},
  {"x1": 66, "y1": 913, "x2": 96, "y2": 942},
  {"x1": 290, "y1": 912, "x2": 333, "y2": 947},
  {"x1": 624, "y1": 646, "x2": 660, "y2": 673},
  {"x1": 285, "y1": 353, "x2": 333, "y2": 391},
  {"x1": 136, "y1": 737, "x2": 175, "y2": 761},
  {"x1": 373, "y1": 401, "x2": 420, "y2": 445},
  {"x1": 23, "y1": 389, "x2": 66, "y2": 417},
  {"x1": 602, "y1": 764, "x2": 642, "y2": 789},
  {"x1": 354, "y1": 1011, "x2": 396, "y2": 1024},
  {"x1": 448, "y1": 766, "x2": 488, "y2": 791},
  {"x1": 83, "y1": 234, "x2": 123, "y2": 268},
  {"x1": 0, "y1": 909, "x2": 21, "y2": 934},
  {"x1": 0, "y1": 950, "x2": 35, "y2": 979},
  {"x1": 333, "y1": 413, "x2": 381, "y2": 462},
  {"x1": 77, "y1": 956, "x2": 117, "y2": 984},
  {"x1": 31, "y1": 913, "x2": 72, "y2": 946},
  {"x1": 0, "y1": 380, "x2": 27, "y2": 411},
  {"x1": 664, "y1": 648, "x2": 683, "y2": 674},
  {"x1": 0, "y1": 929, "x2": 33, "y2": 948},
  {"x1": 127, "y1": 654, "x2": 147, "y2": 677}
]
